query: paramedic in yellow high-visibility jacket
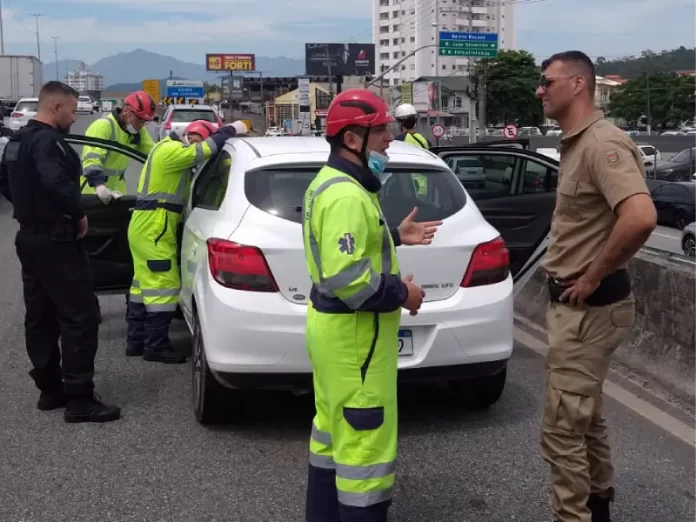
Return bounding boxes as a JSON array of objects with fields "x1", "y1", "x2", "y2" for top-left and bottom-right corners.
[
  {"x1": 125, "y1": 119, "x2": 248, "y2": 363},
  {"x1": 80, "y1": 90, "x2": 157, "y2": 203},
  {"x1": 303, "y1": 88, "x2": 442, "y2": 522}
]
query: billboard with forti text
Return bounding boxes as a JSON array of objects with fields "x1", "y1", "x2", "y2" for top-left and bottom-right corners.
[{"x1": 206, "y1": 54, "x2": 256, "y2": 72}]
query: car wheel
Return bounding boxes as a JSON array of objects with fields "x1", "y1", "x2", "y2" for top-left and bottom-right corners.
[
  {"x1": 450, "y1": 366, "x2": 507, "y2": 409},
  {"x1": 683, "y1": 234, "x2": 696, "y2": 257},
  {"x1": 676, "y1": 211, "x2": 690, "y2": 230},
  {"x1": 192, "y1": 310, "x2": 237, "y2": 424}
]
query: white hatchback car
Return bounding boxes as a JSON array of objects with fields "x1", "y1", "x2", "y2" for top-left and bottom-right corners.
[
  {"x1": 66, "y1": 136, "x2": 553, "y2": 424},
  {"x1": 8, "y1": 97, "x2": 38, "y2": 131},
  {"x1": 77, "y1": 96, "x2": 94, "y2": 114},
  {"x1": 156, "y1": 104, "x2": 222, "y2": 141}
]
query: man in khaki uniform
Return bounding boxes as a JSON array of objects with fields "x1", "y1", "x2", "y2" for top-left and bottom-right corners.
[{"x1": 535, "y1": 51, "x2": 657, "y2": 522}]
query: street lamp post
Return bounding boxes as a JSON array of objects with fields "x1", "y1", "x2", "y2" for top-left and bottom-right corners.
[
  {"x1": 51, "y1": 36, "x2": 60, "y2": 80},
  {"x1": 0, "y1": 0, "x2": 5, "y2": 55},
  {"x1": 30, "y1": 13, "x2": 42, "y2": 61},
  {"x1": 365, "y1": 44, "x2": 438, "y2": 88}
]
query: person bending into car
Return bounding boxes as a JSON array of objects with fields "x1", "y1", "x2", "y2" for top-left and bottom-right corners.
[
  {"x1": 302, "y1": 88, "x2": 442, "y2": 522},
  {"x1": 125, "y1": 119, "x2": 247, "y2": 363}
]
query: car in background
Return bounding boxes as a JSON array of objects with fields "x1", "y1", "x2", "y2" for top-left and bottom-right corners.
[
  {"x1": 65, "y1": 134, "x2": 555, "y2": 424},
  {"x1": 654, "y1": 147, "x2": 696, "y2": 182},
  {"x1": 77, "y1": 96, "x2": 94, "y2": 114},
  {"x1": 636, "y1": 144, "x2": 662, "y2": 166},
  {"x1": 156, "y1": 104, "x2": 222, "y2": 141},
  {"x1": 8, "y1": 97, "x2": 38, "y2": 131},
  {"x1": 518, "y1": 127, "x2": 542, "y2": 137},
  {"x1": 447, "y1": 156, "x2": 486, "y2": 187},
  {"x1": 536, "y1": 147, "x2": 560, "y2": 162},
  {"x1": 681, "y1": 222, "x2": 696, "y2": 257},
  {"x1": 545, "y1": 126, "x2": 562, "y2": 136},
  {"x1": 648, "y1": 181, "x2": 696, "y2": 230}
]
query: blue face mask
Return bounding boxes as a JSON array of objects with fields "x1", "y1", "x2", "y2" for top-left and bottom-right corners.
[{"x1": 367, "y1": 150, "x2": 389, "y2": 176}]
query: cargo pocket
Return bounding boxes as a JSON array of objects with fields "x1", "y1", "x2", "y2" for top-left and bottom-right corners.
[
  {"x1": 543, "y1": 385, "x2": 593, "y2": 434},
  {"x1": 147, "y1": 259, "x2": 172, "y2": 273},
  {"x1": 610, "y1": 299, "x2": 635, "y2": 328},
  {"x1": 154, "y1": 213, "x2": 169, "y2": 245},
  {"x1": 343, "y1": 406, "x2": 384, "y2": 431}
]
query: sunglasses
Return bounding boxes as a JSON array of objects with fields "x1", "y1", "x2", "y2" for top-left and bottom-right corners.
[{"x1": 538, "y1": 74, "x2": 578, "y2": 89}]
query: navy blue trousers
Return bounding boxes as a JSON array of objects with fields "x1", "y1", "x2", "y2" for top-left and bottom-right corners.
[
  {"x1": 306, "y1": 463, "x2": 391, "y2": 522},
  {"x1": 126, "y1": 301, "x2": 174, "y2": 351}
]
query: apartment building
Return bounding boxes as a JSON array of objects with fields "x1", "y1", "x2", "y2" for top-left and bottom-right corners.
[
  {"x1": 372, "y1": 0, "x2": 516, "y2": 86},
  {"x1": 65, "y1": 69, "x2": 104, "y2": 93}
]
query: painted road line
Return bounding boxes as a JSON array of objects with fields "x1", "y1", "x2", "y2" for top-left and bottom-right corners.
[{"x1": 513, "y1": 317, "x2": 695, "y2": 448}]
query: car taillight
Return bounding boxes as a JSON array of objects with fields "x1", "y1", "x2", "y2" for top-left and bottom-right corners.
[
  {"x1": 207, "y1": 238, "x2": 278, "y2": 292},
  {"x1": 461, "y1": 236, "x2": 510, "y2": 288},
  {"x1": 11, "y1": 112, "x2": 23, "y2": 118}
]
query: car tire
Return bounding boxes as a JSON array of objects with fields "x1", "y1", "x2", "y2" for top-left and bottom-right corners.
[
  {"x1": 450, "y1": 365, "x2": 507, "y2": 409},
  {"x1": 682, "y1": 234, "x2": 696, "y2": 257},
  {"x1": 191, "y1": 310, "x2": 238, "y2": 424}
]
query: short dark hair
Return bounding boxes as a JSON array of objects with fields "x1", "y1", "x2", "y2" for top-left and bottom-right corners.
[
  {"x1": 39, "y1": 81, "x2": 79, "y2": 107},
  {"x1": 326, "y1": 124, "x2": 367, "y2": 152},
  {"x1": 541, "y1": 50, "x2": 596, "y2": 96}
]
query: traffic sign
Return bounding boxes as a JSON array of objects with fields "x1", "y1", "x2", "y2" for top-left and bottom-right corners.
[
  {"x1": 438, "y1": 31, "x2": 499, "y2": 58},
  {"x1": 166, "y1": 80, "x2": 205, "y2": 100},
  {"x1": 432, "y1": 124, "x2": 445, "y2": 138},
  {"x1": 142, "y1": 79, "x2": 160, "y2": 104},
  {"x1": 503, "y1": 123, "x2": 519, "y2": 140}
]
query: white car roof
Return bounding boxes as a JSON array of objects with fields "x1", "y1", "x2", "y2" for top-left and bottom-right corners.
[
  {"x1": 17, "y1": 97, "x2": 38, "y2": 102},
  {"x1": 229, "y1": 137, "x2": 449, "y2": 172}
]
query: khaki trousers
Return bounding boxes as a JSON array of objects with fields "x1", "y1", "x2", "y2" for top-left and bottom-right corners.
[{"x1": 541, "y1": 297, "x2": 635, "y2": 522}]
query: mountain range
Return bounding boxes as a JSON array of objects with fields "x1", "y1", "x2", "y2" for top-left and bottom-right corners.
[{"x1": 42, "y1": 49, "x2": 305, "y2": 91}]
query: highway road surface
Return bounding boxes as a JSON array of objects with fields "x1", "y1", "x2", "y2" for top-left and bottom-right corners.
[{"x1": 0, "y1": 114, "x2": 693, "y2": 521}]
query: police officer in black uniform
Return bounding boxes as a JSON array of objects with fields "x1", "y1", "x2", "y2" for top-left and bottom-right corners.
[{"x1": 0, "y1": 81, "x2": 120, "y2": 423}]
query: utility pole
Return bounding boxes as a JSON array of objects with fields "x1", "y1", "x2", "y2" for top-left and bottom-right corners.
[
  {"x1": 467, "y1": 0, "x2": 477, "y2": 144},
  {"x1": 0, "y1": 0, "x2": 5, "y2": 55},
  {"x1": 51, "y1": 36, "x2": 59, "y2": 80},
  {"x1": 30, "y1": 13, "x2": 42, "y2": 61}
]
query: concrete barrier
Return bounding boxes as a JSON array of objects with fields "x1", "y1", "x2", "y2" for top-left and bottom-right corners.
[{"x1": 514, "y1": 249, "x2": 696, "y2": 402}]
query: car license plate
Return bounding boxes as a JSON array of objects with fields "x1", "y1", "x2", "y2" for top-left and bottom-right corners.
[{"x1": 398, "y1": 329, "x2": 413, "y2": 356}]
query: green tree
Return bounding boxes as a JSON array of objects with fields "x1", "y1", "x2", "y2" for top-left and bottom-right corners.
[
  {"x1": 471, "y1": 49, "x2": 543, "y2": 127},
  {"x1": 607, "y1": 73, "x2": 695, "y2": 129}
]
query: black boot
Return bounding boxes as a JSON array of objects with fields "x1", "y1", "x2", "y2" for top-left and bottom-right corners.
[
  {"x1": 143, "y1": 347, "x2": 187, "y2": 364},
  {"x1": 125, "y1": 343, "x2": 144, "y2": 357},
  {"x1": 37, "y1": 389, "x2": 67, "y2": 411},
  {"x1": 64, "y1": 393, "x2": 121, "y2": 423},
  {"x1": 587, "y1": 493, "x2": 612, "y2": 522}
]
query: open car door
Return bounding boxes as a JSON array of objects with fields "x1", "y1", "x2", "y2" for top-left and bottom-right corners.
[
  {"x1": 64, "y1": 134, "x2": 148, "y2": 295},
  {"x1": 431, "y1": 144, "x2": 558, "y2": 293}
]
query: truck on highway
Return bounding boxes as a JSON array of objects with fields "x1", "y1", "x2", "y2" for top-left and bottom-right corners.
[{"x1": 0, "y1": 55, "x2": 43, "y2": 107}]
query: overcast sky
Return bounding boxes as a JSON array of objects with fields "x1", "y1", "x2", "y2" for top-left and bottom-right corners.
[{"x1": 1, "y1": 0, "x2": 694, "y2": 65}]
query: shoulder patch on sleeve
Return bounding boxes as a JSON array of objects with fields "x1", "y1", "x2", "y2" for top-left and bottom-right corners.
[
  {"x1": 338, "y1": 233, "x2": 356, "y2": 254},
  {"x1": 604, "y1": 149, "x2": 620, "y2": 168}
]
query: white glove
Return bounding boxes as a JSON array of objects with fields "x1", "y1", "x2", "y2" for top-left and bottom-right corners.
[
  {"x1": 111, "y1": 190, "x2": 123, "y2": 200},
  {"x1": 95, "y1": 184, "x2": 112, "y2": 205},
  {"x1": 229, "y1": 120, "x2": 248, "y2": 136}
]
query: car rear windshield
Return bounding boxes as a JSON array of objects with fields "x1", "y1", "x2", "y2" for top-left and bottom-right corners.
[
  {"x1": 245, "y1": 166, "x2": 467, "y2": 225},
  {"x1": 171, "y1": 110, "x2": 217, "y2": 123},
  {"x1": 15, "y1": 101, "x2": 38, "y2": 112},
  {"x1": 79, "y1": 97, "x2": 91, "y2": 102}
]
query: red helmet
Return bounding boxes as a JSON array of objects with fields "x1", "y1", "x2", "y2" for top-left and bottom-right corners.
[
  {"x1": 184, "y1": 120, "x2": 217, "y2": 140},
  {"x1": 325, "y1": 89, "x2": 393, "y2": 137},
  {"x1": 123, "y1": 91, "x2": 157, "y2": 121}
]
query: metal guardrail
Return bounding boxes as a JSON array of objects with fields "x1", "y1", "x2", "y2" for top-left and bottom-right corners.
[{"x1": 641, "y1": 245, "x2": 696, "y2": 266}]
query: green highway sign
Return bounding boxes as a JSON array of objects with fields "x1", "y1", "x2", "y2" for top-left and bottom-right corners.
[
  {"x1": 439, "y1": 48, "x2": 498, "y2": 58},
  {"x1": 438, "y1": 31, "x2": 499, "y2": 59},
  {"x1": 440, "y1": 41, "x2": 497, "y2": 50}
]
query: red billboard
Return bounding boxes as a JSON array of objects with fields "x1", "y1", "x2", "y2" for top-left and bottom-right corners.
[{"x1": 206, "y1": 54, "x2": 256, "y2": 72}]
